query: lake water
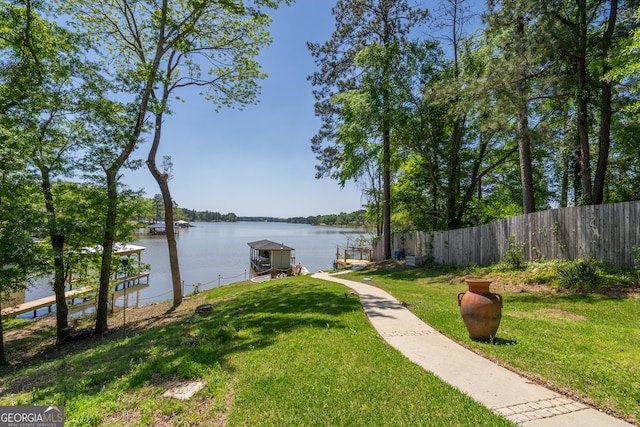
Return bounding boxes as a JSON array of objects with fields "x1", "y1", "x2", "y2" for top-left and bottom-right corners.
[
  {"x1": 137, "y1": 221, "x2": 364, "y2": 297},
  {"x1": 21, "y1": 222, "x2": 366, "y2": 317}
]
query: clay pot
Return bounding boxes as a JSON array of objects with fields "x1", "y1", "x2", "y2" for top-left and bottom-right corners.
[{"x1": 457, "y1": 279, "x2": 503, "y2": 341}]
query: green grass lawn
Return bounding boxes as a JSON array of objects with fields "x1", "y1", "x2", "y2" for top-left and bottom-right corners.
[
  {"x1": 0, "y1": 277, "x2": 514, "y2": 426},
  {"x1": 342, "y1": 265, "x2": 640, "y2": 424}
]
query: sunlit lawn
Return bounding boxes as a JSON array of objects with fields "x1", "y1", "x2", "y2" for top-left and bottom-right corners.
[
  {"x1": 0, "y1": 277, "x2": 514, "y2": 426},
  {"x1": 342, "y1": 266, "x2": 640, "y2": 424}
]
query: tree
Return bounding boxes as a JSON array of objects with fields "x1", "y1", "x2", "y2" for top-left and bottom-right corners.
[
  {"x1": 153, "y1": 194, "x2": 164, "y2": 222},
  {"x1": 479, "y1": 0, "x2": 639, "y2": 211},
  {"x1": 542, "y1": 0, "x2": 636, "y2": 205},
  {"x1": 1, "y1": 0, "x2": 109, "y2": 341},
  {"x1": 29, "y1": 57, "x2": 110, "y2": 342},
  {"x1": 0, "y1": 2, "x2": 47, "y2": 358},
  {"x1": 0, "y1": 117, "x2": 45, "y2": 364},
  {"x1": 308, "y1": 0, "x2": 428, "y2": 259},
  {"x1": 606, "y1": 5, "x2": 640, "y2": 202},
  {"x1": 0, "y1": 183, "x2": 44, "y2": 365},
  {"x1": 483, "y1": 0, "x2": 559, "y2": 214},
  {"x1": 67, "y1": 0, "x2": 290, "y2": 331},
  {"x1": 609, "y1": 5, "x2": 640, "y2": 110},
  {"x1": 435, "y1": 0, "x2": 478, "y2": 228},
  {"x1": 593, "y1": 0, "x2": 625, "y2": 205}
]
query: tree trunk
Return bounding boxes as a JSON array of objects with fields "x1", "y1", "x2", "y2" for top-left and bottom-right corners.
[
  {"x1": 382, "y1": 126, "x2": 392, "y2": 259},
  {"x1": 593, "y1": 0, "x2": 617, "y2": 205},
  {"x1": 95, "y1": 169, "x2": 118, "y2": 334},
  {"x1": 51, "y1": 235, "x2": 69, "y2": 342},
  {"x1": 0, "y1": 313, "x2": 8, "y2": 366},
  {"x1": 576, "y1": 0, "x2": 592, "y2": 204},
  {"x1": 38, "y1": 166, "x2": 69, "y2": 341},
  {"x1": 454, "y1": 134, "x2": 507, "y2": 228},
  {"x1": 573, "y1": 145, "x2": 583, "y2": 205},
  {"x1": 560, "y1": 155, "x2": 569, "y2": 208},
  {"x1": 516, "y1": 91, "x2": 536, "y2": 214},
  {"x1": 514, "y1": 15, "x2": 536, "y2": 214},
  {"x1": 366, "y1": 168, "x2": 383, "y2": 237},
  {"x1": 446, "y1": 118, "x2": 463, "y2": 229},
  {"x1": 147, "y1": 97, "x2": 182, "y2": 306},
  {"x1": 158, "y1": 180, "x2": 182, "y2": 307}
]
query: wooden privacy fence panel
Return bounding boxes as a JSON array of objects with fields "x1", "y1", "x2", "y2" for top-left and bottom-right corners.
[{"x1": 374, "y1": 200, "x2": 640, "y2": 268}]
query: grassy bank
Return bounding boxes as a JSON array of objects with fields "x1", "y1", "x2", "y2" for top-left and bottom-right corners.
[
  {"x1": 342, "y1": 264, "x2": 640, "y2": 424},
  {"x1": 0, "y1": 277, "x2": 514, "y2": 426}
]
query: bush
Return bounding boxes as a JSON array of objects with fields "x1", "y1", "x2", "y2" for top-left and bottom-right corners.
[
  {"x1": 527, "y1": 262, "x2": 557, "y2": 284},
  {"x1": 557, "y1": 258, "x2": 601, "y2": 289},
  {"x1": 633, "y1": 246, "x2": 640, "y2": 285},
  {"x1": 501, "y1": 234, "x2": 526, "y2": 269}
]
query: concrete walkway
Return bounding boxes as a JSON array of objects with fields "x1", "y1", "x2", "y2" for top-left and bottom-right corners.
[{"x1": 312, "y1": 272, "x2": 634, "y2": 427}]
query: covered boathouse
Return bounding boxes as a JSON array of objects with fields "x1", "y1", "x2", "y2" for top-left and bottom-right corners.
[{"x1": 248, "y1": 240, "x2": 295, "y2": 277}]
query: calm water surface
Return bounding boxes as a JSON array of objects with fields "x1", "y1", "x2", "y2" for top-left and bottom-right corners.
[
  {"x1": 23, "y1": 222, "x2": 365, "y2": 316},
  {"x1": 138, "y1": 221, "x2": 364, "y2": 300}
]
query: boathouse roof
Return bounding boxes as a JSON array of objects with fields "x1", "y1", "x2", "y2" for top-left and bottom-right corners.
[
  {"x1": 247, "y1": 240, "x2": 294, "y2": 251},
  {"x1": 81, "y1": 243, "x2": 146, "y2": 256}
]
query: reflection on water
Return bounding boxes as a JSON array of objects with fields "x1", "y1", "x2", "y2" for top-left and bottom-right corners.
[{"x1": 19, "y1": 222, "x2": 365, "y2": 317}]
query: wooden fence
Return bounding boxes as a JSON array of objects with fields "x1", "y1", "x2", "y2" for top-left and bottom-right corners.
[{"x1": 375, "y1": 200, "x2": 640, "y2": 268}]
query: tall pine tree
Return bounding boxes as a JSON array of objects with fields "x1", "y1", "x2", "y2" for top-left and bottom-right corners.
[{"x1": 308, "y1": 0, "x2": 428, "y2": 259}]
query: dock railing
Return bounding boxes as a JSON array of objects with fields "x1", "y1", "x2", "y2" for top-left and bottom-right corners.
[{"x1": 335, "y1": 245, "x2": 372, "y2": 268}]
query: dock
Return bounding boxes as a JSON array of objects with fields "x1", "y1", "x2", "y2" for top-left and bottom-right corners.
[
  {"x1": 334, "y1": 245, "x2": 372, "y2": 270},
  {"x1": 1, "y1": 287, "x2": 92, "y2": 318},
  {"x1": 2, "y1": 273, "x2": 150, "y2": 318},
  {"x1": 2, "y1": 242, "x2": 151, "y2": 319},
  {"x1": 248, "y1": 240, "x2": 296, "y2": 277},
  {"x1": 334, "y1": 259, "x2": 371, "y2": 270},
  {"x1": 114, "y1": 272, "x2": 150, "y2": 291}
]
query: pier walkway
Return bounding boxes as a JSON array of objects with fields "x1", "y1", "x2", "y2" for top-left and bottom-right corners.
[
  {"x1": 2, "y1": 272, "x2": 150, "y2": 318},
  {"x1": 1, "y1": 287, "x2": 92, "y2": 318}
]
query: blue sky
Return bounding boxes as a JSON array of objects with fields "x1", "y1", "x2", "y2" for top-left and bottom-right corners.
[
  {"x1": 122, "y1": 1, "x2": 365, "y2": 218},
  {"x1": 122, "y1": 0, "x2": 483, "y2": 218}
]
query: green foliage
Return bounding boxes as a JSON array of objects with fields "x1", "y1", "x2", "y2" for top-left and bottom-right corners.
[
  {"x1": 179, "y1": 208, "x2": 238, "y2": 222},
  {"x1": 69, "y1": 412, "x2": 101, "y2": 427},
  {"x1": 501, "y1": 234, "x2": 526, "y2": 269},
  {"x1": 189, "y1": 283, "x2": 201, "y2": 296},
  {"x1": 634, "y1": 246, "x2": 640, "y2": 284},
  {"x1": 301, "y1": 210, "x2": 366, "y2": 226},
  {"x1": 556, "y1": 258, "x2": 602, "y2": 289},
  {"x1": 178, "y1": 206, "x2": 367, "y2": 227},
  {"x1": 607, "y1": 6, "x2": 640, "y2": 114},
  {"x1": 478, "y1": 259, "x2": 635, "y2": 291}
]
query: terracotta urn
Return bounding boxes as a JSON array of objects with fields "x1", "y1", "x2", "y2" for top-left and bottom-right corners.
[{"x1": 457, "y1": 278, "x2": 503, "y2": 341}]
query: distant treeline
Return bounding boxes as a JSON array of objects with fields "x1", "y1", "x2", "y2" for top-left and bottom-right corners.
[
  {"x1": 179, "y1": 209, "x2": 238, "y2": 222},
  {"x1": 178, "y1": 208, "x2": 366, "y2": 227}
]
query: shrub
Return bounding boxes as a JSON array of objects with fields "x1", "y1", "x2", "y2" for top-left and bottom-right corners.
[
  {"x1": 527, "y1": 262, "x2": 557, "y2": 284},
  {"x1": 633, "y1": 246, "x2": 640, "y2": 285},
  {"x1": 502, "y1": 234, "x2": 526, "y2": 269},
  {"x1": 557, "y1": 258, "x2": 601, "y2": 289}
]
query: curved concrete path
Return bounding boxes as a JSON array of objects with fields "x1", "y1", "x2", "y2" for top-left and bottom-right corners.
[{"x1": 312, "y1": 272, "x2": 634, "y2": 427}]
